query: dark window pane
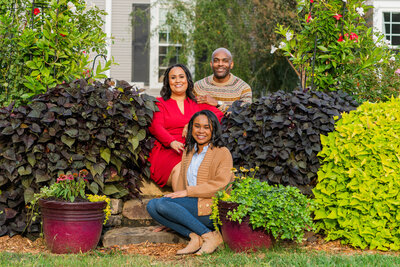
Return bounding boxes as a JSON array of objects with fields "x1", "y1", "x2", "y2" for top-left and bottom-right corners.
[
  {"x1": 393, "y1": 24, "x2": 400, "y2": 34},
  {"x1": 384, "y1": 12, "x2": 390, "y2": 22},
  {"x1": 159, "y1": 46, "x2": 167, "y2": 55},
  {"x1": 132, "y1": 4, "x2": 150, "y2": 85},
  {"x1": 159, "y1": 56, "x2": 167, "y2": 67},
  {"x1": 159, "y1": 69, "x2": 166, "y2": 83},
  {"x1": 386, "y1": 35, "x2": 391, "y2": 42},
  {"x1": 392, "y1": 36, "x2": 400, "y2": 45},
  {"x1": 385, "y1": 24, "x2": 391, "y2": 34},
  {"x1": 393, "y1": 13, "x2": 400, "y2": 22},
  {"x1": 159, "y1": 32, "x2": 167, "y2": 43},
  {"x1": 169, "y1": 57, "x2": 177, "y2": 65}
]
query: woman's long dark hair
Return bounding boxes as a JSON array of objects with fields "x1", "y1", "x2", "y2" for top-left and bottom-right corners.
[
  {"x1": 160, "y1": 64, "x2": 196, "y2": 101},
  {"x1": 185, "y1": 110, "x2": 222, "y2": 154}
]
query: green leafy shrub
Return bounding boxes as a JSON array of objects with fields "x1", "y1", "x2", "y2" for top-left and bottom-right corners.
[
  {"x1": 313, "y1": 97, "x2": 400, "y2": 250},
  {"x1": 219, "y1": 90, "x2": 358, "y2": 194},
  {"x1": 211, "y1": 167, "x2": 315, "y2": 242},
  {"x1": 0, "y1": 0, "x2": 109, "y2": 107},
  {"x1": 0, "y1": 79, "x2": 157, "y2": 236},
  {"x1": 274, "y1": 0, "x2": 400, "y2": 102}
]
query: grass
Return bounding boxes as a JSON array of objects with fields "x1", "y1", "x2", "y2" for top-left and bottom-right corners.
[{"x1": 1, "y1": 246, "x2": 400, "y2": 267}]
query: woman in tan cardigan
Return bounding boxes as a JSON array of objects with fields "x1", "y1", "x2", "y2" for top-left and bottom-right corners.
[{"x1": 147, "y1": 110, "x2": 233, "y2": 255}]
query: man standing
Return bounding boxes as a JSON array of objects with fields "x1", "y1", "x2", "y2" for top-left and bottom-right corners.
[{"x1": 194, "y1": 48, "x2": 252, "y2": 112}]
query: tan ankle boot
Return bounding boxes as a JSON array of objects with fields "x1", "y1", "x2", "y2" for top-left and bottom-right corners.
[
  {"x1": 195, "y1": 231, "x2": 223, "y2": 255},
  {"x1": 176, "y1": 233, "x2": 202, "y2": 255}
]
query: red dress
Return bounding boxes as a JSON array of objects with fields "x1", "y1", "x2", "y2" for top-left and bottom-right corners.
[{"x1": 148, "y1": 97, "x2": 224, "y2": 187}]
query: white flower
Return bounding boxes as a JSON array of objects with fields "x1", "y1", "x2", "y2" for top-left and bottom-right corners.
[
  {"x1": 390, "y1": 56, "x2": 396, "y2": 62},
  {"x1": 278, "y1": 41, "x2": 286, "y2": 49},
  {"x1": 67, "y1": 1, "x2": 77, "y2": 13},
  {"x1": 385, "y1": 39, "x2": 391, "y2": 45},
  {"x1": 378, "y1": 59, "x2": 384, "y2": 64},
  {"x1": 356, "y1": 7, "x2": 364, "y2": 16},
  {"x1": 342, "y1": 0, "x2": 347, "y2": 2},
  {"x1": 286, "y1": 31, "x2": 293, "y2": 41},
  {"x1": 270, "y1": 45, "x2": 278, "y2": 54}
]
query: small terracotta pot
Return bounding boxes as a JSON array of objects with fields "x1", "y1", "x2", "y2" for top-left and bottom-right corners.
[
  {"x1": 39, "y1": 199, "x2": 106, "y2": 254},
  {"x1": 218, "y1": 201, "x2": 274, "y2": 252}
]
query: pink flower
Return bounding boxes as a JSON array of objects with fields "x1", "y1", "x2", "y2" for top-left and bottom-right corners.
[
  {"x1": 82, "y1": 51, "x2": 86, "y2": 54},
  {"x1": 395, "y1": 69, "x2": 400, "y2": 76},
  {"x1": 57, "y1": 175, "x2": 66, "y2": 183},
  {"x1": 337, "y1": 35, "x2": 344, "y2": 42},
  {"x1": 333, "y1": 14, "x2": 342, "y2": 20},
  {"x1": 349, "y1": 32, "x2": 359, "y2": 42},
  {"x1": 33, "y1": 8, "x2": 40, "y2": 15},
  {"x1": 307, "y1": 13, "x2": 312, "y2": 23},
  {"x1": 66, "y1": 174, "x2": 74, "y2": 180}
]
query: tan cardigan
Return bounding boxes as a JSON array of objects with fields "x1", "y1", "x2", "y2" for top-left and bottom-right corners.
[{"x1": 173, "y1": 146, "x2": 233, "y2": 216}]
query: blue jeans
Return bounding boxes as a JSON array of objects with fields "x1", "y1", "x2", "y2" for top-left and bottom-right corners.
[{"x1": 146, "y1": 197, "x2": 213, "y2": 238}]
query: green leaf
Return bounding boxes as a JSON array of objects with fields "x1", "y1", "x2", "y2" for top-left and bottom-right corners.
[
  {"x1": 61, "y1": 135, "x2": 75, "y2": 148},
  {"x1": 128, "y1": 135, "x2": 139, "y2": 152},
  {"x1": 100, "y1": 147, "x2": 111, "y2": 163},
  {"x1": 88, "y1": 182, "x2": 99, "y2": 194},
  {"x1": 103, "y1": 184, "x2": 119, "y2": 195},
  {"x1": 26, "y1": 61, "x2": 37, "y2": 69},
  {"x1": 18, "y1": 165, "x2": 32, "y2": 176},
  {"x1": 24, "y1": 188, "x2": 35, "y2": 204},
  {"x1": 22, "y1": 177, "x2": 33, "y2": 189},
  {"x1": 317, "y1": 45, "x2": 328, "y2": 52}
]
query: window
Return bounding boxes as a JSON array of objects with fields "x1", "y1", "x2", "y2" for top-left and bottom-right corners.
[
  {"x1": 157, "y1": 9, "x2": 182, "y2": 82},
  {"x1": 132, "y1": 4, "x2": 150, "y2": 85},
  {"x1": 383, "y1": 12, "x2": 400, "y2": 46}
]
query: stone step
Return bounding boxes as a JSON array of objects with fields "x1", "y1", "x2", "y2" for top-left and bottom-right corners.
[{"x1": 102, "y1": 226, "x2": 187, "y2": 247}]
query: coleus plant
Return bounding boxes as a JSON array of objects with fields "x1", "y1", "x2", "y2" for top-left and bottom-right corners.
[
  {"x1": 0, "y1": 79, "x2": 157, "y2": 236},
  {"x1": 219, "y1": 89, "x2": 358, "y2": 194}
]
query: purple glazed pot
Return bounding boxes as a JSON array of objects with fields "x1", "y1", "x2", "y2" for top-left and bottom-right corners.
[
  {"x1": 39, "y1": 199, "x2": 106, "y2": 254},
  {"x1": 218, "y1": 201, "x2": 274, "y2": 252}
]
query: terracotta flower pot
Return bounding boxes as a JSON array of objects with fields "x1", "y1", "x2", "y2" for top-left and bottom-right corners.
[
  {"x1": 39, "y1": 199, "x2": 106, "y2": 254},
  {"x1": 218, "y1": 201, "x2": 274, "y2": 252}
]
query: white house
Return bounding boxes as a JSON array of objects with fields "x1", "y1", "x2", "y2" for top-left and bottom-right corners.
[
  {"x1": 88, "y1": 0, "x2": 190, "y2": 96},
  {"x1": 370, "y1": 0, "x2": 400, "y2": 48},
  {"x1": 89, "y1": 0, "x2": 400, "y2": 96}
]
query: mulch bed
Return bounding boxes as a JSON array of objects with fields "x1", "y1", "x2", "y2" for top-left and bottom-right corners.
[{"x1": 0, "y1": 232, "x2": 398, "y2": 257}]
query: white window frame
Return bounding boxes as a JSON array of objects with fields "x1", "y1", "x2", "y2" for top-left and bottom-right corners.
[
  {"x1": 382, "y1": 11, "x2": 400, "y2": 47},
  {"x1": 372, "y1": 1, "x2": 400, "y2": 48}
]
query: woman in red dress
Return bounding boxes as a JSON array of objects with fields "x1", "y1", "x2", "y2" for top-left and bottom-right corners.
[{"x1": 148, "y1": 64, "x2": 223, "y2": 187}]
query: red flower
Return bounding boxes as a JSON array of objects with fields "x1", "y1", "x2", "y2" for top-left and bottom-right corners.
[
  {"x1": 60, "y1": 33, "x2": 66, "y2": 37},
  {"x1": 333, "y1": 14, "x2": 342, "y2": 20},
  {"x1": 345, "y1": 33, "x2": 349, "y2": 38},
  {"x1": 33, "y1": 8, "x2": 40, "y2": 15},
  {"x1": 349, "y1": 32, "x2": 359, "y2": 42},
  {"x1": 337, "y1": 35, "x2": 344, "y2": 42},
  {"x1": 310, "y1": 0, "x2": 314, "y2": 3},
  {"x1": 307, "y1": 13, "x2": 312, "y2": 23}
]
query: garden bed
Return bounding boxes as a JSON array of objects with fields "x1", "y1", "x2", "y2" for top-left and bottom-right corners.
[{"x1": 1, "y1": 232, "x2": 399, "y2": 257}]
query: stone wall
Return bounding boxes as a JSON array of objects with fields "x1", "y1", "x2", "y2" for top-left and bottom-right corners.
[{"x1": 105, "y1": 179, "x2": 173, "y2": 229}]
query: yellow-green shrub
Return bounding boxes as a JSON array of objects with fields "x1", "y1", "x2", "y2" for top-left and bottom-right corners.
[{"x1": 313, "y1": 97, "x2": 400, "y2": 251}]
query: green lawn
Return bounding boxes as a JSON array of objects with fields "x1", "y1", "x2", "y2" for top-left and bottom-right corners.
[{"x1": 1, "y1": 246, "x2": 400, "y2": 267}]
